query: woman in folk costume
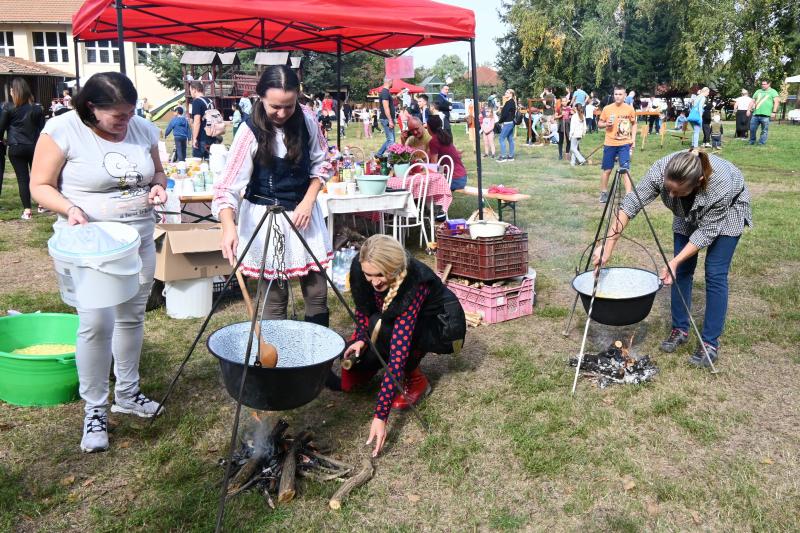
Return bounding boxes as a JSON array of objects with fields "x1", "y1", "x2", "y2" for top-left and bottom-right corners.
[{"x1": 213, "y1": 65, "x2": 334, "y2": 327}]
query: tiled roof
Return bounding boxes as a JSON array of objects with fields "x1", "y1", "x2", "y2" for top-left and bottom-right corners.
[
  {"x1": 0, "y1": 55, "x2": 74, "y2": 77},
  {"x1": 465, "y1": 66, "x2": 499, "y2": 87},
  {"x1": 0, "y1": 0, "x2": 85, "y2": 23}
]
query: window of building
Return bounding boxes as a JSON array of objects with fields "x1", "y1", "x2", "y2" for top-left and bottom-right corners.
[
  {"x1": 32, "y1": 31, "x2": 69, "y2": 63},
  {"x1": 86, "y1": 40, "x2": 120, "y2": 64},
  {"x1": 0, "y1": 32, "x2": 14, "y2": 57},
  {"x1": 136, "y1": 43, "x2": 168, "y2": 63}
]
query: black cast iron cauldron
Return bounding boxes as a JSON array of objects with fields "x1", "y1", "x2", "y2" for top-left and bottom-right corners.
[
  {"x1": 207, "y1": 320, "x2": 345, "y2": 411},
  {"x1": 571, "y1": 267, "x2": 662, "y2": 326}
]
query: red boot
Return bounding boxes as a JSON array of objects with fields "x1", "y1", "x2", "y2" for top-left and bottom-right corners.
[
  {"x1": 391, "y1": 368, "x2": 431, "y2": 410},
  {"x1": 341, "y1": 366, "x2": 377, "y2": 392}
]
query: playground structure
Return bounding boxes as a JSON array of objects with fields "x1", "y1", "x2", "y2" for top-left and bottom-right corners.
[{"x1": 179, "y1": 51, "x2": 302, "y2": 119}]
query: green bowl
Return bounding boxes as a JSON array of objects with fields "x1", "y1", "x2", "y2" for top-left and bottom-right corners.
[
  {"x1": 356, "y1": 175, "x2": 389, "y2": 196},
  {"x1": 0, "y1": 313, "x2": 80, "y2": 406}
]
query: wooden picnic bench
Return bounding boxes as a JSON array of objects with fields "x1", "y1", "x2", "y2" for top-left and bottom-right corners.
[
  {"x1": 454, "y1": 186, "x2": 531, "y2": 225},
  {"x1": 668, "y1": 121, "x2": 691, "y2": 145}
]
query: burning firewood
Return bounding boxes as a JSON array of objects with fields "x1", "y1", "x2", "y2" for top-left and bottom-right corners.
[
  {"x1": 228, "y1": 418, "x2": 288, "y2": 495},
  {"x1": 278, "y1": 430, "x2": 313, "y2": 503},
  {"x1": 328, "y1": 457, "x2": 374, "y2": 510},
  {"x1": 569, "y1": 341, "x2": 658, "y2": 388}
]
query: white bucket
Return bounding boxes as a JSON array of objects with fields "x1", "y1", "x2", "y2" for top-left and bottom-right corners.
[
  {"x1": 163, "y1": 278, "x2": 213, "y2": 319},
  {"x1": 48, "y1": 222, "x2": 142, "y2": 309}
]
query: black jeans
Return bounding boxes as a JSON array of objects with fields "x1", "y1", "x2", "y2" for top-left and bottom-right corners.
[
  {"x1": 702, "y1": 123, "x2": 711, "y2": 145},
  {"x1": 174, "y1": 138, "x2": 187, "y2": 162},
  {"x1": 8, "y1": 143, "x2": 35, "y2": 209}
]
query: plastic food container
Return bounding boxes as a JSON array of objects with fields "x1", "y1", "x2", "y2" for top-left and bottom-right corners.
[
  {"x1": 0, "y1": 313, "x2": 79, "y2": 406},
  {"x1": 356, "y1": 175, "x2": 389, "y2": 196},
  {"x1": 467, "y1": 220, "x2": 509, "y2": 238}
]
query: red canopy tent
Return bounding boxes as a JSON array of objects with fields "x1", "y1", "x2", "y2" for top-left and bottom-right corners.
[
  {"x1": 71, "y1": 0, "x2": 485, "y2": 210},
  {"x1": 368, "y1": 79, "x2": 426, "y2": 95}
]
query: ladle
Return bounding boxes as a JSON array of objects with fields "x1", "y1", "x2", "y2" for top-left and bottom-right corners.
[{"x1": 234, "y1": 271, "x2": 278, "y2": 368}]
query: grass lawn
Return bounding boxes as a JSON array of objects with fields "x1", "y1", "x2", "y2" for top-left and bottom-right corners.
[{"x1": 1, "y1": 117, "x2": 799, "y2": 532}]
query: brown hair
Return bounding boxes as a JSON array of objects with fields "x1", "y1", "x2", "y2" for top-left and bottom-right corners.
[
  {"x1": 10, "y1": 78, "x2": 34, "y2": 107},
  {"x1": 664, "y1": 150, "x2": 712, "y2": 191},
  {"x1": 250, "y1": 65, "x2": 304, "y2": 167},
  {"x1": 189, "y1": 81, "x2": 204, "y2": 93}
]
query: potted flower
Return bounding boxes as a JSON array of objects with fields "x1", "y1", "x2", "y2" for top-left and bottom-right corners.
[{"x1": 386, "y1": 143, "x2": 416, "y2": 177}]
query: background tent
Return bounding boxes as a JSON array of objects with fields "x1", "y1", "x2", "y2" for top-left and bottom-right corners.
[
  {"x1": 71, "y1": 0, "x2": 487, "y2": 216},
  {"x1": 368, "y1": 79, "x2": 426, "y2": 95}
]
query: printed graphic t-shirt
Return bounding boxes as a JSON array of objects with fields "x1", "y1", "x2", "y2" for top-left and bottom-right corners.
[
  {"x1": 752, "y1": 88, "x2": 779, "y2": 116},
  {"x1": 599, "y1": 103, "x2": 636, "y2": 146},
  {"x1": 42, "y1": 110, "x2": 160, "y2": 238}
]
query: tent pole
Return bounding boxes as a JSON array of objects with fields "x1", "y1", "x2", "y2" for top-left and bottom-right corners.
[
  {"x1": 469, "y1": 38, "x2": 483, "y2": 220},
  {"x1": 115, "y1": 0, "x2": 127, "y2": 75},
  {"x1": 336, "y1": 38, "x2": 342, "y2": 151},
  {"x1": 73, "y1": 39, "x2": 81, "y2": 90}
]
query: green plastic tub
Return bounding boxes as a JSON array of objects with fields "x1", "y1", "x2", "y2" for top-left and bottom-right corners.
[
  {"x1": 356, "y1": 175, "x2": 389, "y2": 196},
  {"x1": 0, "y1": 313, "x2": 80, "y2": 406}
]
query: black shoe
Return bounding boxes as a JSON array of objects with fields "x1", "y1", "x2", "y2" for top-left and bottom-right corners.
[
  {"x1": 434, "y1": 206, "x2": 447, "y2": 222},
  {"x1": 305, "y1": 312, "x2": 330, "y2": 328},
  {"x1": 660, "y1": 328, "x2": 689, "y2": 353},
  {"x1": 688, "y1": 343, "x2": 718, "y2": 368}
]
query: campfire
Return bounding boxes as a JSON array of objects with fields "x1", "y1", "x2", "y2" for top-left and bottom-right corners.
[
  {"x1": 221, "y1": 413, "x2": 373, "y2": 510},
  {"x1": 569, "y1": 339, "x2": 659, "y2": 388}
]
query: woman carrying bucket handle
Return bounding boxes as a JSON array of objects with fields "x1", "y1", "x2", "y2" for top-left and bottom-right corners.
[
  {"x1": 593, "y1": 150, "x2": 751, "y2": 369},
  {"x1": 31, "y1": 72, "x2": 167, "y2": 454}
]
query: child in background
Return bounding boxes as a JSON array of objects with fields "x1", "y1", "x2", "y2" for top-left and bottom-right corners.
[
  {"x1": 231, "y1": 103, "x2": 242, "y2": 137},
  {"x1": 545, "y1": 118, "x2": 559, "y2": 144},
  {"x1": 479, "y1": 104, "x2": 496, "y2": 158},
  {"x1": 710, "y1": 112, "x2": 723, "y2": 151},
  {"x1": 674, "y1": 110, "x2": 689, "y2": 130},
  {"x1": 164, "y1": 106, "x2": 190, "y2": 162},
  {"x1": 361, "y1": 107, "x2": 372, "y2": 139}
]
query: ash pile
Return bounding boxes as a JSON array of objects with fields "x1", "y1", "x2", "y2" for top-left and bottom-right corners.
[
  {"x1": 569, "y1": 340, "x2": 659, "y2": 388},
  {"x1": 221, "y1": 415, "x2": 373, "y2": 510}
]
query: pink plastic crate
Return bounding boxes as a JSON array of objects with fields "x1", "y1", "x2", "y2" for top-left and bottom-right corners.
[{"x1": 447, "y1": 274, "x2": 535, "y2": 324}]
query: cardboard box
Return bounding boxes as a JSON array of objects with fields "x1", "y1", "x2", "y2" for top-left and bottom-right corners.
[{"x1": 154, "y1": 223, "x2": 231, "y2": 282}]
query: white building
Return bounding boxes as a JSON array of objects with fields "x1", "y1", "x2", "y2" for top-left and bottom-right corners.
[{"x1": 0, "y1": 0, "x2": 174, "y2": 104}]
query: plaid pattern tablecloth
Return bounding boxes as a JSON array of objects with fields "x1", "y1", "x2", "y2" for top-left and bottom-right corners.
[{"x1": 387, "y1": 171, "x2": 452, "y2": 212}]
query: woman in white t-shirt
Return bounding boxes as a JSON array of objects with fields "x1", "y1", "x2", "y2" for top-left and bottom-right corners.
[{"x1": 31, "y1": 72, "x2": 167, "y2": 454}]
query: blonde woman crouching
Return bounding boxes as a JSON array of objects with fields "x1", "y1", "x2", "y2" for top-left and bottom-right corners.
[{"x1": 334, "y1": 235, "x2": 465, "y2": 457}]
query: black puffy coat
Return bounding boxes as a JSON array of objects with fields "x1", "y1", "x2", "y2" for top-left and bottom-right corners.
[{"x1": 350, "y1": 257, "x2": 465, "y2": 355}]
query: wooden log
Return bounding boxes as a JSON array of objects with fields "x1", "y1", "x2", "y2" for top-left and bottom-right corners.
[
  {"x1": 328, "y1": 457, "x2": 374, "y2": 510},
  {"x1": 277, "y1": 430, "x2": 311, "y2": 503},
  {"x1": 228, "y1": 418, "x2": 289, "y2": 494},
  {"x1": 307, "y1": 451, "x2": 354, "y2": 471}
]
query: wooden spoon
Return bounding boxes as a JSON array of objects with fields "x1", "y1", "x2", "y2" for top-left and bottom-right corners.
[{"x1": 234, "y1": 271, "x2": 278, "y2": 368}]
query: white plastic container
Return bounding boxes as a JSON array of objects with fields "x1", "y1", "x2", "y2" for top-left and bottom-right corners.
[
  {"x1": 163, "y1": 278, "x2": 213, "y2": 319},
  {"x1": 467, "y1": 220, "x2": 509, "y2": 239},
  {"x1": 48, "y1": 222, "x2": 142, "y2": 309}
]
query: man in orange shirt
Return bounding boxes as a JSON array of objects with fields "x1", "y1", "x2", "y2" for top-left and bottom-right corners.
[{"x1": 597, "y1": 85, "x2": 637, "y2": 203}]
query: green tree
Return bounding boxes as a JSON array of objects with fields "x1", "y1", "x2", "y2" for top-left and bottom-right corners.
[
  {"x1": 145, "y1": 46, "x2": 186, "y2": 91},
  {"x1": 300, "y1": 51, "x2": 388, "y2": 101}
]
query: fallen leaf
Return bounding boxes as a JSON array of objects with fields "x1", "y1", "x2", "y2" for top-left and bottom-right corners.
[
  {"x1": 760, "y1": 457, "x2": 774, "y2": 465},
  {"x1": 407, "y1": 494, "x2": 421, "y2": 503},
  {"x1": 60, "y1": 475, "x2": 75, "y2": 486},
  {"x1": 621, "y1": 475, "x2": 636, "y2": 491},
  {"x1": 326, "y1": 403, "x2": 335, "y2": 408},
  {"x1": 602, "y1": 397, "x2": 615, "y2": 406},
  {"x1": 118, "y1": 440, "x2": 131, "y2": 449},
  {"x1": 691, "y1": 511, "x2": 702, "y2": 525},
  {"x1": 66, "y1": 493, "x2": 80, "y2": 503},
  {"x1": 0, "y1": 422, "x2": 15, "y2": 431},
  {"x1": 646, "y1": 500, "x2": 660, "y2": 516},
  {"x1": 82, "y1": 477, "x2": 95, "y2": 488}
]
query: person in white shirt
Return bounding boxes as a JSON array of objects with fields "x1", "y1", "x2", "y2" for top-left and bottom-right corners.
[
  {"x1": 585, "y1": 101, "x2": 596, "y2": 133},
  {"x1": 569, "y1": 104, "x2": 588, "y2": 165},
  {"x1": 733, "y1": 89, "x2": 754, "y2": 138}
]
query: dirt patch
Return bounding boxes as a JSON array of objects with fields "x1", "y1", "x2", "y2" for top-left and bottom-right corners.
[{"x1": 0, "y1": 222, "x2": 59, "y2": 296}]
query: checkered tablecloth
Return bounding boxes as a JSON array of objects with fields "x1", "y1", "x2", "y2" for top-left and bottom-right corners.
[{"x1": 387, "y1": 171, "x2": 452, "y2": 212}]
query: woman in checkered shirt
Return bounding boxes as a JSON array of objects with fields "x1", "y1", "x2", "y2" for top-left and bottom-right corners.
[{"x1": 594, "y1": 150, "x2": 752, "y2": 368}]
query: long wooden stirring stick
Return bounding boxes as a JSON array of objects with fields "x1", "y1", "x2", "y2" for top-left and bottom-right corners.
[{"x1": 234, "y1": 270, "x2": 278, "y2": 368}]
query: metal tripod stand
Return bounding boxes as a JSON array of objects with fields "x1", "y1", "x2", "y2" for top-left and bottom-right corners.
[
  {"x1": 563, "y1": 167, "x2": 720, "y2": 395},
  {"x1": 149, "y1": 204, "x2": 430, "y2": 531}
]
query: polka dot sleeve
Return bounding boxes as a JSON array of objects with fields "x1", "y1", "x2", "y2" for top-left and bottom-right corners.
[
  {"x1": 352, "y1": 309, "x2": 370, "y2": 342},
  {"x1": 374, "y1": 283, "x2": 431, "y2": 421}
]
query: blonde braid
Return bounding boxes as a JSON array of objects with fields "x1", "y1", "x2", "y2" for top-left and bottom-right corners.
[{"x1": 381, "y1": 267, "x2": 408, "y2": 312}]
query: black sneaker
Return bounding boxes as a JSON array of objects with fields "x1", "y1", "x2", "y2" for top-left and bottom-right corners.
[
  {"x1": 660, "y1": 328, "x2": 689, "y2": 353},
  {"x1": 434, "y1": 206, "x2": 447, "y2": 222},
  {"x1": 506, "y1": 156, "x2": 515, "y2": 162},
  {"x1": 497, "y1": 156, "x2": 507, "y2": 163},
  {"x1": 688, "y1": 342, "x2": 718, "y2": 368}
]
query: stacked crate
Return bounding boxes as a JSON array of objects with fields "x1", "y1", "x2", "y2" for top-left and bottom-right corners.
[{"x1": 436, "y1": 225, "x2": 534, "y2": 324}]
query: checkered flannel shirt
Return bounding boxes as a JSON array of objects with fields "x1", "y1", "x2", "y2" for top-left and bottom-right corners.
[{"x1": 620, "y1": 151, "x2": 753, "y2": 249}]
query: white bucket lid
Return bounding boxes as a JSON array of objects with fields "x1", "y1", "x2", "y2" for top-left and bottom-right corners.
[{"x1": 48, "y1": 222, "x2": 140, "y2": 264}]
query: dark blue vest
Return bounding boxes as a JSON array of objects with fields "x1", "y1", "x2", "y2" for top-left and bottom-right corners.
[{"x1": 244, "y1": 117, "x2": 312, "y2": 211}]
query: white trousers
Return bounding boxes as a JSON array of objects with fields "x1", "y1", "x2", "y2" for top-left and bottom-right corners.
[
  {"x1": 570, "y1": 137, "x2": 586, "y2": 165},
  {"x1": 75, "y1": 238, "x2": 155, "y2": 413}
]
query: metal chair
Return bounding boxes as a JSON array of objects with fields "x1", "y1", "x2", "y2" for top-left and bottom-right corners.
[
  {"x1": 437, "y1": 154, "x2": 454, "y2": 187},
  {"x1": 386, "y1": 162, "x2": 430, "y2": 247}
]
